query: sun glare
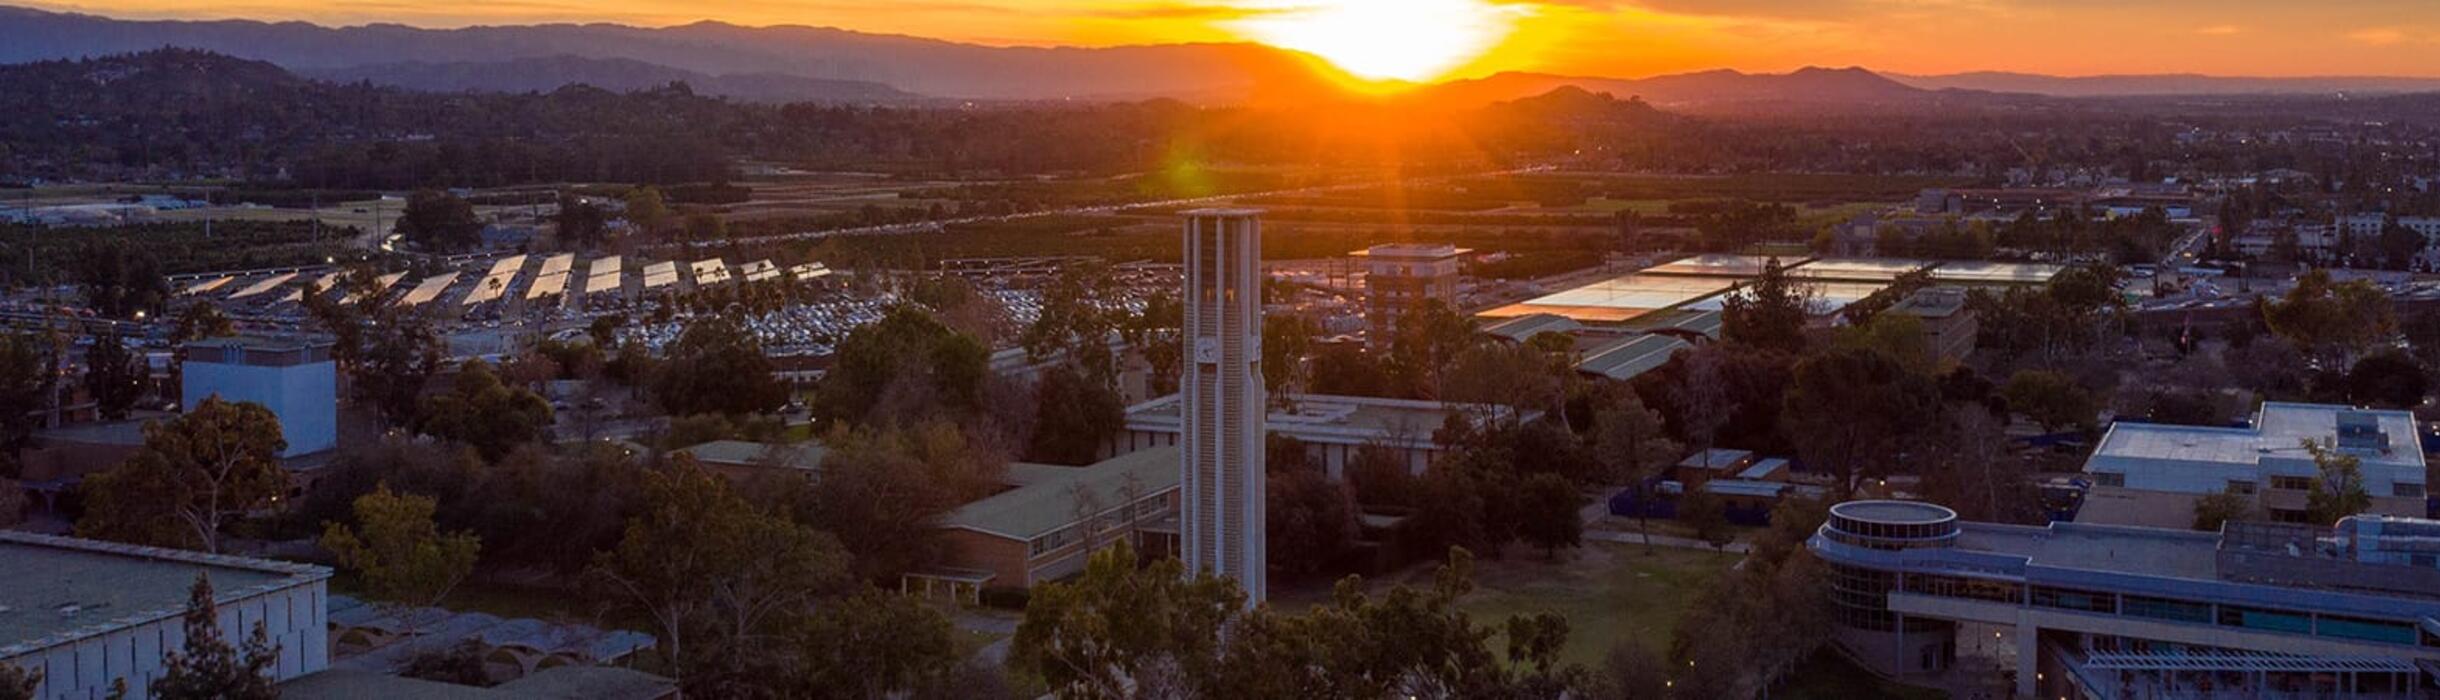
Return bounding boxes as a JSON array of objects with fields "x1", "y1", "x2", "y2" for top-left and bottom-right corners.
[{"x1": 1229, "y1": 0, "x2": 1517, "y2": 83}]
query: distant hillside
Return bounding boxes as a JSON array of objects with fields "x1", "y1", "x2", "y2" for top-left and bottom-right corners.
[
  {"x1": 1422, "y1": 66, "x2": 2020, "y2": 113},
  {"x1": 0, "y1": 5, "x2": 1347, "y2": 101},
  {"x1": 1888, "y1": 71, "x2": 2440, "y2": 97},
  {"x1": 305, "y1": 55, "x2": 927, "y2": 103}
]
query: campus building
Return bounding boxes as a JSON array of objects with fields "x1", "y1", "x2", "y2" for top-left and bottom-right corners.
[
  {"x1": 920, "y1": 447, "x2": 1184, "y2": 597},
  {"x1": 1353, "y1": 243, "x2": 1467, "y2": 347},
  {"x1": 1889, "y1": 286, "x2": 1977, "y2": 364},
  {"x1": 1812, "y1": 500, "x2": 2440, "y2": 699},
  {"x1": 1108, "y1": 393, "x2": 1533, "y2": 479},
  {"x1": 2080, "y1": 402, "x2": 2428, "y2": 526},
  {"x1": 1181, "y1": 208, "x2": 1267, "y2": 604},
  {"x1": 1, "y1": 531, "x2": 333, "y2": 699},
  {"x1": 181, "y1": 336, "x2": 338, "y2": 457}
]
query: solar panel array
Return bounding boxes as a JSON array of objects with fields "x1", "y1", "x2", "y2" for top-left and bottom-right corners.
[
  {"x1": 228, "y1": 272, "x2": 297, "y2": 299},
  {"x1": 641, "y1": 261, "x2": 679, "y2": 289},
  {"x1": 1481, "y1": 274, "x2": 1738, "y2": 323},
  {"x1": 182, "y1": 276, "x2": 234, "y2": 296},
  {"x1": 789, "y1": 263, "x2": 832, "y2": 280},
  {"x1": 740, "y1": 260, "x2": 780, "y2": 283},
  {"x1": 690, "y1": 258, "x2": 731, "y2": 286},
  {"x1": 463, "y1": 255, "x2": 528, "y2": 305},
  {"x1": 399, "y1": 272, "x2": 459, "y2": 307},
  {"x1": 586, "y1": 256, "x2": 624, "y2": 294}
]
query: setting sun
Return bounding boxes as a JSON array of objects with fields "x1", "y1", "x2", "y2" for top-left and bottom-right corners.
[{"x1": 1227, "y1": 0, "x2": 1518, "y2": 83}]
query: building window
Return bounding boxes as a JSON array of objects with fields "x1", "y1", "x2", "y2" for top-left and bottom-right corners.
[
  {"x1": 2030, "y1": 586, "x2": 2115, "y2": 614},
  {"x1": 2396, "y1": 483, "x2": 2425, "y2": 498},
  {"x1": 2217, "y1": 605, "x2": 2311, "y2": 634},
  {"x1": 2121, "y1": 595, "x2": 2212, "y2": 624},
  {"x1": 2268, "y1": 475, "x2": 2314, "y2": 491},
  {"x1": 2317, "y1": 615, "x2": 2418, "y2": 645},
  {"x1": 2224, "y1": 480, "x2": 2256, "y2": 495}
]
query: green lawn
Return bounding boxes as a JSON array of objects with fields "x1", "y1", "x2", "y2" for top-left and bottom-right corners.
[
  {"x1": 1564, "y1": 197, "x2": 1677, "y2": 214},
  {"x1": 1272, "y1": 543, "x2": 1739, "y2": 669}
]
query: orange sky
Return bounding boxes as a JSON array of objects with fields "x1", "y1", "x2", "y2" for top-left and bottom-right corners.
[{"x1": 25, "y1": 0, "x2": 2440, "y2": 79}]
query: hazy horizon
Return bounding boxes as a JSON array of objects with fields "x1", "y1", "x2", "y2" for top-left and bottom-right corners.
[{"x1": 17, "y1": 0, "x2": 2440, "y2": 82}]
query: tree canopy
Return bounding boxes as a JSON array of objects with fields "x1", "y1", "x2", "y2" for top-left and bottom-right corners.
[{"x1": 77, "y1": 398, "x2": 287, "y2": 553}]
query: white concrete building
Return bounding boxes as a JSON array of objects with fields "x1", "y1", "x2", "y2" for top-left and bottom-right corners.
[
  {"x1": 181, "y1": 336, "x2": 338, "y2": 457},
  {"x1": 2083, "y1": 402, "x2": 2427, "y2": 523},
  {"x1": 0, "y1": 532, "x2": 332, "y2": 699},
  {"x1": 1180, "y1": 208, "x2": 1266, "y2": 605},
  {"x1": 1110, "y1": 393, "x2": 1534, "y2": 479}
]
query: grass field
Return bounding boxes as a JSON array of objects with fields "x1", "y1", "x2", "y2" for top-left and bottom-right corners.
[{"x1": 1272, "y1": 543, "x2": 1739, "y2": 669}]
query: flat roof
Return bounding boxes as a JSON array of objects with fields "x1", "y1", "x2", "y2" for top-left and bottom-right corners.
[
  {"x1": 1831, "y1": 499, "x2": 1955, "y2": 525},
  {"x1": 1954, "y1": 521, "x2": 2221, "y2": 581},
  {"x1": 1351, "y1": 243, "x2": 1469, "y2": 259},
  {"x1": 2092, "y1": 402, "x2": 2425, "y2": 472},
  {"x1": 1738, "y1": 458, "x2": 1788, "y2": 480},
  {"x1": 1678, "y1": 448, "x2": 1752, "y2": 470},
  {"x1": 1486, "y1": 274, "x2": 1736, "y2": 323},
  {"x1": 1788, "y1": 258, "x2": 1934, "y2": 282},
  {"x1": 1, "y1": 531, "x2": 329, "y2": 657},
  {"x1": 1125, "y1": 393, "x2": 1512, "y2": 446},
  {"x1": 670, "y1": 440, "x2": 828, "y2": 474},
  {"x1": 1925, "y1": 261, "x2": 2064, "y2": 285},
  {"x1": 1627, "y1": 309, "x2": 1724, "y2": 338},
  {"x1": 1890, "y1": 286, "x2": 1970, "y2": 318},
  {"x1": 944, "y1": 447, "x2": 1182, "y2": 540},
  {"x1": 1643, "y1": 254, "x2": 1812, "y2": 278}
]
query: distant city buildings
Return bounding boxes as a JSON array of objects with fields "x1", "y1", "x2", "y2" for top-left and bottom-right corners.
[
  {"x1": 1352, "y1": 243, "x2": 1467, "y2": 347},
  {"x1": 1813, "y1": 499, "x2": 2440, "y2": 698},
  {"x1": 2080, "y1": 402, "x2": 2428, "y2": 526},
  {"x1": 180, "y1": 336, "x2": 338, "y2": 457},
  {"x1": 0, "y1": 531, "x2": 333, "y2": 699},
  {"x1": 1181, "y1": 208, "x2": 1267, "y2": 605}
]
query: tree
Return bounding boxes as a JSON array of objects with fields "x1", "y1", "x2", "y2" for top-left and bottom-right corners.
[
  {"x1": 623, "y1": 186, "x2": 670, "y2": 240},
  {"x1": 1782, "y1": 347, "x2": 1939, "y2": 492},
  {"x1": 77, "y1": 398, "x2": 287, "y2": 552},
  {"x1": 353, "y1": 313, "x2": 442, "y2": 426},
  {"x1": 1583, "y1": 642, "x2": 1669, "y2": 700},
  {"x1": 2265, "y1": 269, "x2": 2394, "y2": 361},
  {"x1": 790, "y1": 590, "x2": 962, "y2": 698},
  {"x1": 77, "y1": 240, "x2": 170, "y2": 319},
  {"x1": 654, "y1": 315, "x2": 787, "y2": 417},
  {"x1": 2000, "y1": 369, "x2": 2098, "y2": 433},
  {"x1": 1720, "y1": 257, "x2": 1811, "y2": 353},
  {"x1": 1267, "y1": 466, "x2": 1356, "y2": 580},
  {"x1": 395, "y1": 189, "x2": 483, "y2": 252},
  {"x1": 1310, "y1": 343, "x2": 1395, "y2": 398},
  {"x1": 815, "y1": 305, "x2": 989, "y2": 428},
  {"x1": 1385, "y1": 300, "x2": 1480, "y2": 399},
  {"x1": 1516, "y1": 472, "x2": 1585, "y2": 559},
  {"x1": 1596, "y1": 398, "x2": 1680, "y2": 553},
  {"x1": 0, "y1": 332, "x2": 53, "y2": 471},
  {"x1": 1026, "y1": 363, "x2": 1124, "y2": 465},
  {"x1": 2192, "y1": 490, "x2": 2254, "y2": 532},
  {"x1": 400, "y1": 640, "x2": 492, "y2": 687},
  {"x1": 804, "y1": 425, "x2": 1001, "y2": 583},
  {"x1": 590, "y1": 456, "x2": 850, "y2": 695},
  {"x1": 1444, "y1": 342, "x2": 1561, "y2": 426},
  {"x1": 2302, "y1": 439, "x2": 2373, "y2": 525},
  {"x1": 81, "y1": 332, "x2": 143, "y2": 421},
  {"x1": 2344, "y1": 350, "x2": 2429, "y2": 409},
  {"x1": 1678, "y1": 488, "x2": 1731, "y2": 549},
  {"x1": 554, "y1": 193, "x2": 607, "y2": 249},
  {"x1": 153, "y1": 573, "x2": 278, "y2": 700},
  {"x1": 1012, "y1": 543, "x2": 1243, "y2": 699},
  {"x1": 1261, "y1": 314, "x2": 1318, "y2": 404},
  {"x1": 0, "y1": 663, "x2": 35, "y2": 700},
  {"x1": 1024, "y1": 264, "x2": 1123, "y2": 382},
  {"x1": 320, "y1": 484, "x2": 481, "y2": 615},
  {"x1": 1122, "y1": 291, "x2": 1184, "y2": 396},
  {"x1": 412, "y1": 360, "x2": 555, "y2": 459},
  {"x1": 2377, "y1": 223, "x2": 2424, "y2": 270}
]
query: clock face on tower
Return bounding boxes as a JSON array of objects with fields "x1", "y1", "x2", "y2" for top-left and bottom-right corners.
[{"x1": 1194, "y1": 336, "x2": 1220, "y2": 364}]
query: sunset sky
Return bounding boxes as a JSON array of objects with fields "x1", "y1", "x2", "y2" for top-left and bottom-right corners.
[{"x1": 22, "y1": 0, "x2": 2440, "y2": 80}]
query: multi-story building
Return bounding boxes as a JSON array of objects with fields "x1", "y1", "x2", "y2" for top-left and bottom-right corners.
[
  {"x1": 1353, "y1": 243, "x2": 1467, "y2": 347},
  {"x1": 1, "y1": 531, "x2": 332, "y2": 699},
  {"x1": 1108, "y1": 392, "x2": 1535, "y2": 479},
  {"x1": 2340, "y1": 214, "x2": 2440, "y2": 247},
  {"x1": 1812, "y1": 500, "x2": 2440, "y2": 699},
  {"x1": 180, "y1": 336, "x2": 338, "y2": 456},
  {"x1": 1889, "y1": 286, "x2": 1977, "y2": 364},
  {"x1": 2081, "y1": 403, "x2": 2428, "y2": 524},
  {"x1": 1181, "y1": 209, "x2": 1267, "y2": 604}
]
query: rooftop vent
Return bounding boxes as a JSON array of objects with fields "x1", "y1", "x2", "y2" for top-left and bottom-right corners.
[{"x1": 2334, "y1": 410, "x2": 2389, "y2": 454}]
